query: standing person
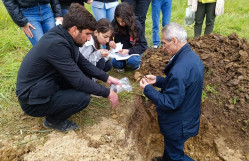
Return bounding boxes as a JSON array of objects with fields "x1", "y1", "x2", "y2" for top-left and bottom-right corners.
[
  {"x1": 109, "y1": 3, "x2": 148, "y2": 73},
  {"x1": 121, "y1": 0, "x2": 152, "y2": 33},
  {"x1": 91, "y1": 0, "x2": 119, "y2": 22},
  {"x1": 3, "y1": 0, "x2": 63, "y2": 46},
  {"x1": 16, "y1": 3, "x2": 120, "y2": 132},
  {"x1": 140, "y1": 23, "x2": 204, "y2": 161},
  {"x1": 59, "y1": 0, "x2": 93, "y2": 16},
  {"x1": 79, "y1": 18, "x2": 113, "y2": 73},
  {"x1": 188, "y1": 0, "x2": 224, "y2": 37},
  {"x1": 151, "y1": 0, "x2": 172, "y2": 49}
]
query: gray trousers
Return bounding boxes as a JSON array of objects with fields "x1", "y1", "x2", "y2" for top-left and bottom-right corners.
[{"x1": 194, "y1": 2, "x2": 216, "y2": 37}]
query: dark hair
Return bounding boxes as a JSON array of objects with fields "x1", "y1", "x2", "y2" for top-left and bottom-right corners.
[
  {"x1": 113, "y1": 3, "x2": 138, "y2": 43},
  {"x1": 93, "y1": 18, "x2": 114, "y2": 50},
  {"x1": 62, "y1": 3, "x2": 96, "y2": 31}
]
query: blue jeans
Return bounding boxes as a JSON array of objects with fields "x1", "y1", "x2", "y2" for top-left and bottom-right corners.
[
  {"x1": 62, "y1": 9, "x2": 69, "y2": 16},
  {"x1": 152, "y1": 0, "x2": 172, "y2": 46},
  {"x1": 111, "y1": 54, "x2": 142, "y2": 70},
  {"x1": 91, "y1": 1, "x2": 119, "y2": 22},
  {"x1": 21, "y1": 4, "x2": 55, "y2": 45}
]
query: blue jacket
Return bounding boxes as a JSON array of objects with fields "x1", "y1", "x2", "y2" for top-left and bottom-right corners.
[{"x1": 144, "y1": 43, "x2": 204, "y2": 140}]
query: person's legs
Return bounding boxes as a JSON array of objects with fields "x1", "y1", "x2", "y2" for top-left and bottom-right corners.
[
  {"x1": 40, "y1": 4, "x2": 56, "y2": 33},
  {"x1": 194, "y1": 2, "x2": 206, "y2": 37},
  {"x1": 126, "y1": 54, "x2": 142, "y2": 69},
  {"x1": 161, "y1": 0, "x2": 172, "y2": 27},
  {"x1": 152, "y1": 0, "x2": 161, "y2": 47},
  {"x1": 111, "y1": 58, "x2": 126, "y2": 69},
  {"x1": 106, "y1": 5, "x2": 118, "y2": 22},
  {"x1": 96, "y1": 58, "x2": 112, "y2": 72},
  {"x1": 21, "y1": 5, "x2": 44, "y2": 45},
  {"x1": 20, "y1": 89, "x2": 90, "y2": 123},
  {"x1": 45, "y1": 89, "x2": 90, "y2": 123},
  {"x1": 204, "y1": 2, "x2": 216, "y2": 35},
  {"x1": 163, "y1": 136, "x2": 194, "y2": 161},
  {"x1": 91, "y1": 5, "x2": 107, "y2": 21},
  {"x1": 135, "y1": 0, "x2": 152, "y2": 32}
]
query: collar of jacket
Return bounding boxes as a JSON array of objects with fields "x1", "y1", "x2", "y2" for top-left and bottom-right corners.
[
  {"x1": 57, "y1": 25, "x2": 80, "y2": 62},
  {"x1": 163, "y1": 43, "x2": 191, "y2": 75}
]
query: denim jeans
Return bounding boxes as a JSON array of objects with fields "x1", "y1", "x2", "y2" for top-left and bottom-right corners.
[
  {"x1": 21, "y1": 4, "x2": 55, "y2": 45},
  {"x1": 62, "y1": 9, "x2": 69, "y2": 16},
  {"x1": 121, "y1": 0, "x2": 152, "y2": 33},
  {"x1": 91, "y1": 1, "x2": 119, "y2": 22},
  {"x1": 111, "y1": 54, "x2": 142, "y2": 69},
  {"x1": 152, "y1": 0, "x2": 172, "y2": 46},
  {"x1": 19, "y1": 89, "x2": 90, "y2": 124}
]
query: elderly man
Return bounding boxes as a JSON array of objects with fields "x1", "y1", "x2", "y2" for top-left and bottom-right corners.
[
  {"x1": 16, "y1": 3, "x2": 120, "y2": 132},
  {"x1": 140, "y1": 22, "x2": 204, "y2": 161}
]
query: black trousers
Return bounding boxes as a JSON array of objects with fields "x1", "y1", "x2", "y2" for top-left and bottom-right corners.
[
  {"x1": 20, "y1": 89, "x2": 90, "y2": 124},
  {"x1": 121, "y1": 0, "x2": 152, "y2": 32}
]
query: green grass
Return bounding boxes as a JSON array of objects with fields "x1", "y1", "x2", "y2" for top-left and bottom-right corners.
[{"x1": 0, "y1": 0, "x2": 248, "y2": 112}]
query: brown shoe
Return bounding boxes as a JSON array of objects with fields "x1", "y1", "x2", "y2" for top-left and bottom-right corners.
[{"x1": 152, "y1": 156, "x2": 163, "y2": 161}]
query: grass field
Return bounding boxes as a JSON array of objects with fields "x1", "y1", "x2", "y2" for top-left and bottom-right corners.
[{"x1": 0, "y1": 0, "x2": 248, "y2": 111}]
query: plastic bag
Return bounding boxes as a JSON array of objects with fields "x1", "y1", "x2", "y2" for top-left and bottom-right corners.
[
  {"x1": 110, "y1": 77, "x2": 132, "y2": 93},
  {"x1": 215, "y1": 0, "x2": 224, "y2": 16},
  {"x1": 184, "y1": 6, "x2": 195, "y2": 26}
]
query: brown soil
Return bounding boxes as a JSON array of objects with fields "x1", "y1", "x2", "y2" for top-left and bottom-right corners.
[{"x1": 0, "y1": 33, "x2": 248, "y2": 161}]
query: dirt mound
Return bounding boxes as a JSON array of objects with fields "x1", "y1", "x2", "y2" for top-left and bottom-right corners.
[{"x1": 135, "y1": 33, "x2": 249, "y2": 160}]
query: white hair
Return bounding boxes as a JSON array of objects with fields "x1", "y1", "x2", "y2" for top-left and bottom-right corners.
[{"x1": 162, "y1": 22, "x2": 187, "y2": 43}]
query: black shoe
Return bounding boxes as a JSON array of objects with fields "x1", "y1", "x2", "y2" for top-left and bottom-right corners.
[
  {"x1": 43, "y1": 119, "x2": 78, "y2": 132},
  {"x1": 152, "y1": 156, "x2": 163, "y2": 161}
]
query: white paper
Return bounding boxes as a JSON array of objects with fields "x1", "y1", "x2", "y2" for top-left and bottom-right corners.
[{"x1": 108, "y1": 42, "x2": 139, "y2": 60}]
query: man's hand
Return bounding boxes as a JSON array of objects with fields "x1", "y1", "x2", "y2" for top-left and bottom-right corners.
[
  {"x1": 140, "y1": 78, "x2": 149, "y2": 89},
  {"x1": 144, "y1": 75, "x2": 156, "y2": 85},
  {"x1": 109, "y1": 41, "x2": 116, "y2": 49},
  {"x1": 118, "y1": 49, "x2": 129, "y2": 56},
  {"x1": 22, "y1": 22, "x2": 35, "y2": 38},
  {"x1": 108, "y1": 89, "x2": 119, "y2": 108},
  {"x1": 107, "y1": 76, "x2": 121, "y2": 86}
]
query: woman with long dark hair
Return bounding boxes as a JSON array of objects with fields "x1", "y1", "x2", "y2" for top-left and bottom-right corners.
[{"x1": 109, "y1": 3, "x2": 147, "y2": 72}]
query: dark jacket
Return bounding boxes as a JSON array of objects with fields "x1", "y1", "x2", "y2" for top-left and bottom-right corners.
[
  {"x1": 144, "y1": 44, "x2": 204, "y2": 140},
  {"x1": 16, "y1": 25, "x2": 110, "y2": 105},
  {"x1": 59, "y1": 0, "x2": 87, "y2": 9},
  {"x1": 112, "y1": 19, "x2": 147, "y2": 55},
  {"x1": 3, "y1": 0, "x2": 62, "y2": 27}
]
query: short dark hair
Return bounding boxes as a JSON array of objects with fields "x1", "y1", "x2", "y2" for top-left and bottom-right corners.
[{"x1": 62, "y1": 3, "x2": 96, "y2": 31}]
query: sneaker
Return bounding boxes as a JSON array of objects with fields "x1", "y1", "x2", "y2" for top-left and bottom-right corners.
[
  {"x1": 43, "y1": 119, "x2": 78, "y2": 132},
  {"x1": 153, "y1": 45, "x2": 159, "y2": 49},
  {"x1": 116, "y1": 68, "x2": 125, "y2": 73}
]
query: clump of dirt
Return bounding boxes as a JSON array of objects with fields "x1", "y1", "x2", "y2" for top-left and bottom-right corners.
[{"x1": 135, "y1": 33, "x2": 249, "y2": 160}]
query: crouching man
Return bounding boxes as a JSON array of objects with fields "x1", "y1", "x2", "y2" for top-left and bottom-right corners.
[
  {"x1": 16, "y1": 3, "x2": 120, "y2": 132},
  {"x1": 140, "y1": 23, "x2": 204, "y2": 161}
]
